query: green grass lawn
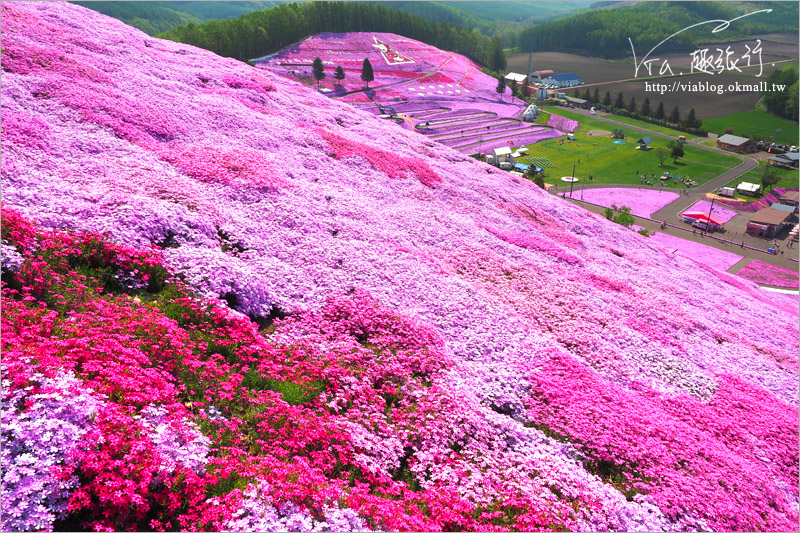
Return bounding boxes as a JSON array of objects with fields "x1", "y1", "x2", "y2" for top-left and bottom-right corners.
[
  {"x1": 702, "y1": 110, "x2": 799, "y2": 145},
  {"x1": 601, "y1": 114, "x2": 699, "y2": 140},
  {"x1": 522, "y1": 115, "x2": 742, "y2": 187}
]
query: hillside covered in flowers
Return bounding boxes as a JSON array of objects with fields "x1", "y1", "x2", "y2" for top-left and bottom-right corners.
[{"x1": 1, "y1": 2, "x2": 798, "y2": 532}]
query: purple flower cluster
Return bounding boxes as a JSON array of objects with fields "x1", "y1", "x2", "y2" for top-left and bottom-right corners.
[
  {"x1": 1, "y1": 370, "x2": 101, "y2": 532},
  {"x1": 136, "y1": 405, "x2": 210, "y2": 475},
  {"x1": 1, "y1": 243, "x2": 25, "y2": 273},
  {"x1": 216, "y1": 482, "x2": 369, "y2": 532}
]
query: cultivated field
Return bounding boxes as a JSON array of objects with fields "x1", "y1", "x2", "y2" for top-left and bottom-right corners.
[
  {"x1": 703, "y1": 110, "x2": 799, "y2": 144},
  {"x1": 512, "y1": 33, "x2": 798, "y2": 120},
  {"x1": 505, "y1": 51, "x2": 633, "y2": 84}
]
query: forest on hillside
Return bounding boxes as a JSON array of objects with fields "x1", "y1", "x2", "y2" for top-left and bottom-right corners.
[
  {"x1": 762, "y1": 65, "x2": 799, "y2": 122},
  {"x1": 516, "y1": 1, "x2": 798, "y2": 58},
  {"x1": 72, "y1": 1, "x2": 282, "y2": 35},
  {"x1": 158, "y1": 1, "x2": 506, "y2": 71}
]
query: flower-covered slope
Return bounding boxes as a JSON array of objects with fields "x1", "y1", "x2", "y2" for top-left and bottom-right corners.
[{"x1": 1, "y1": 2, "x2": 798, "y2": 532}]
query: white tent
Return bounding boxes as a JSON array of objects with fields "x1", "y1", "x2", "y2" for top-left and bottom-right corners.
[{"x1": 737, "y1": 182, "x2": 761, "y2": 195}]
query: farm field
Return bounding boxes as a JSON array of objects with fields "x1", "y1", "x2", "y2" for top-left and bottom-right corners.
[
  {"x1": 518, "y1": 112, "x2": 742, "y2": 186},
  {"x1": 505, "y1": 51, "x2": 633, "y2": 84},
  {"x1": 579, "y1": 73, "x2": 764, "y2": 119},
  {"x1": 702, "y1": 110, "x2": 799, "y2": 145}
]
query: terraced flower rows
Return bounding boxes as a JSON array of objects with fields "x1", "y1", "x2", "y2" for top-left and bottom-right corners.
[{"x1": 255, "y1": 32, "x2": 564, "y2": 154}]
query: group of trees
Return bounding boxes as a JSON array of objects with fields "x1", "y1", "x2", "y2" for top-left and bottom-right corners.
[
  {"x1": 313, "y1": 57, "x2": 373, "y2": 88},
  {"x1": 567, "y1": 87, "x2": 705, "y2": 135},
  {"x1": 159, "y1": 1, "x2": 506, "y2": 72},
  {"x1": 761, "y1": 65, "x2": 799, "y2": 122},
  {"x1": 514, "y1": 2, "x2": 797, "y2": 58},
  {"x1": 655, "y1": 141, "x2": 685, "y2": 167}
]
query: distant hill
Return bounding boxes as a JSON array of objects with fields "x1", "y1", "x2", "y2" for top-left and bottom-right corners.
[
  {"x1": 157, "y1": 2, "x2": 506, "y2": 71},
  {"x1": 71, "y1": 1, "x2": 282, "y2": 35},
  {"x1": 374, "y1": 1, "x2": 594, "y2": 41},
  {"x1": 73, "y1": 1, "x2": 594, "y2": 40},
  {"x1": 516, "y1": 1, "x2": 799, "y2": 58}
]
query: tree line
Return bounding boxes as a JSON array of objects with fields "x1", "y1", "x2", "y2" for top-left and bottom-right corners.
[
  {"x1": 562, "y1": 87, "x2": 706, "y2": 136},
  {"x1": 514, "y1": 1, "x2": 797, "y2": 59},
  {"x1": 158, "y1": 1, "x2": 506, "y2": 72},
  {"x1": 761, "y1": 65, "x2": 799, "y2": 122}
]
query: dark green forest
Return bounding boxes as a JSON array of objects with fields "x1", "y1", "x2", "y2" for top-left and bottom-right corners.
[
  {"x1": 516, "y1": 1, "x2": 798, "y2": 58},
  {"x1": 72, "y1": 2, "x2": 282, "y2": 36},
  {"x1": 762, "y1": 65, "x2": 799, "y2": 122},
  {"x1": 157, "y1": 2, "x2": 507, "y2": 71}
]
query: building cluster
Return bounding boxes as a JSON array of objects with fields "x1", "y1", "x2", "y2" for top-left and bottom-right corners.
[{"x1": 504, "y1": 69, "x2": 582, "y2": 99}]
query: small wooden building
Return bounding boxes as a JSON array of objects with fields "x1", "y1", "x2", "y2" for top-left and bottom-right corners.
[
  {"x1": 716, "y1": 134, "x2": 757, "y2": 153},
  {"x1": 746, "y1": 207, "x2": 792, "y2": 237}
]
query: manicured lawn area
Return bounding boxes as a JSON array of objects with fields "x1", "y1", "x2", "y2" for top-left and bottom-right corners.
[
  {"x1": 603, "y1": 114, "x2": 699, "y2": 140},
  {"x1": 519, "y1": 117, "x2": 742, "y2": 187},
  {"x1": 702, "y1": 110, "x2": 799, "y2": 145}
]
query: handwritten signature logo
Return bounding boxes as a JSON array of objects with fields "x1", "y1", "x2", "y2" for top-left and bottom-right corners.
[{"x1": 630, "y1": 9, "x2": 771, "y2": 78}]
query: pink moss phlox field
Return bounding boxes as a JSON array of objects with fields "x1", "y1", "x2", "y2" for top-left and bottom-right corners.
[
  {"x1": 2, "y1": 3, "x2": 799, "y2": 531},
  {"x1": 648, "y1": 232, "x2": 743, "y2": 272},
  {"x1": 578, "y1": 187, "x2": 681, "y2": 217},
  {"x1": 546, "y1": 114, "x2": 579, "y2": 133},
  {"x1": 681, "y1": 200, "x2": 738, "y2": 223},
  {"x1": 737, "y1": 260, "x2": 800, "y2": 289}
]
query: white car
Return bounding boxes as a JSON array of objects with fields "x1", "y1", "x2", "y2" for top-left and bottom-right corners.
[{"x1": 790, "y1": 146, "x2": 798, "y2": 153}]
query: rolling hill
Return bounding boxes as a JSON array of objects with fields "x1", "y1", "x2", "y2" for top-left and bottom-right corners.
[{"x1": 1, "y1": 2, "x2": 798, "y2": 532}]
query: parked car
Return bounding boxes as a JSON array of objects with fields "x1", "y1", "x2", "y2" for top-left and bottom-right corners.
[
  {"x1": 677, "y1": 135, "x2": 686, "y2": 142},
  {"x1": 692, "y1": 220, "x2": 715, "y2": 232},
  {"x1": 790, "y1": 146, "x2": 798, "y2": 152},
  {"x1": 590, "y1": 108, "x2": 597, "y2": 115}
]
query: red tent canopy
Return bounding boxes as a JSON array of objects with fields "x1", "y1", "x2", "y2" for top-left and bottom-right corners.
[{"x1": 681, "y1": 211, "x2": 725, "y2": 226}]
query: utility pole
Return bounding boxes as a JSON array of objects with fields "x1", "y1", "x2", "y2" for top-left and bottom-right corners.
[
  {"x1": 526, "y1": 35, "x2": 534, "y2": 91},
  {"x1": 703, "y1": 196, "x2": 716, "y2": 236},
  {"x1": 570, "y1": 163, "x2": 576, "y2": 198}
]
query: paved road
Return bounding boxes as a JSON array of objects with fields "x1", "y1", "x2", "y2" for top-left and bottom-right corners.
[{"x1": 551, "y1": 191, "x2": 798, "y2": 277}]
